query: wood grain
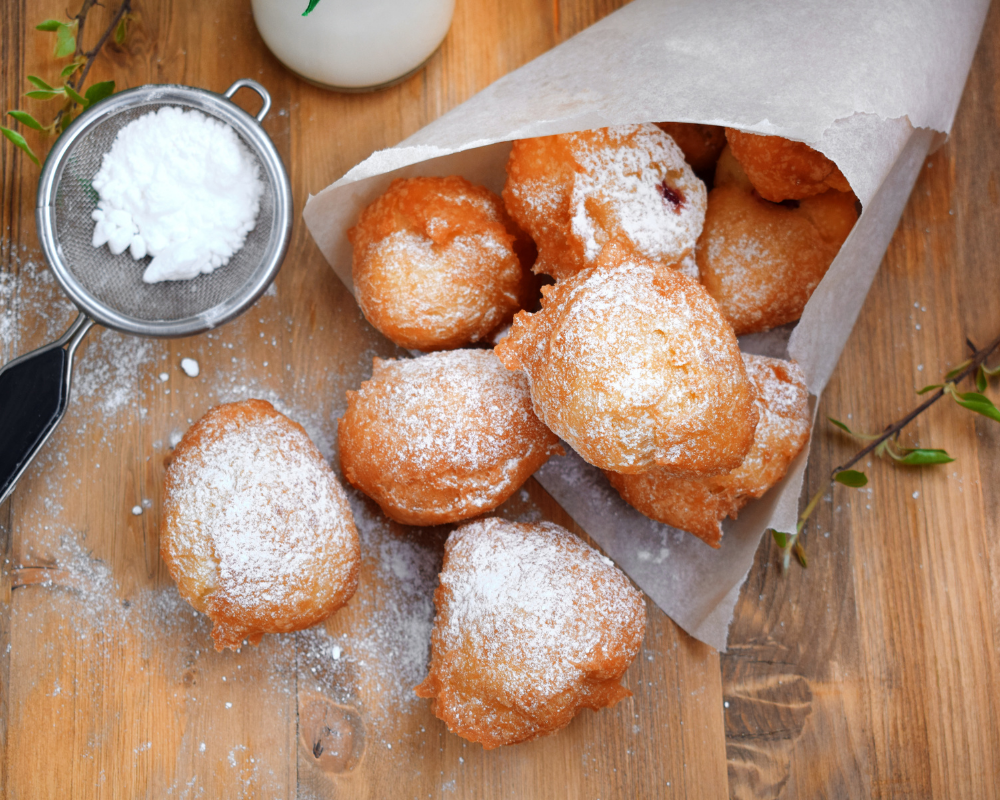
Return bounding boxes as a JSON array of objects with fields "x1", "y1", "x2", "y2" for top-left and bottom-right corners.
[
  {"x1": 723, "y1": 4, "x2": 1000, "y2": 798},
  {"x1": 0, "y1": 0, "x2": 729, "y2": 798},
  {"x1": 2, "y1": 0, "x2": 999, "y2": 797}
]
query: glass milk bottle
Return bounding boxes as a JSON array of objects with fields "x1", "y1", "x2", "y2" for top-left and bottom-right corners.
[{"x1": 251, "y1": 0, "x2": 455, "y2": 91}]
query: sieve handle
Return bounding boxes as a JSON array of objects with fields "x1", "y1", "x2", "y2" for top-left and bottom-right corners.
[
  {"x1": 0, "y1": 314, "x2": 94, "y2": 507},
  {"x1": 224, "y1": 79, "x2": 272, "y2": 123}
]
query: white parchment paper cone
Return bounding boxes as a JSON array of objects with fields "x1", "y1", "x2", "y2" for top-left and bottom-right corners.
[{"x1": 303, "y1": 0, "x2": 988, "y2": 650}]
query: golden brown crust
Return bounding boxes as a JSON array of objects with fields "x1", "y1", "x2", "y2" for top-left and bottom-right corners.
[
  {"x1": 348, "y1": 175, "x2": 536, "y2": 352},
  {"x1": 414, "y1": 518, "x2": 646, "y2": 749},
  {"x1": 161, "y1": 399, "x2": 361, "y2": 651},
  {"x1": 605, "y1": 355, "x2": 811, "y2": 547},
  {"x1": 654, "y1": 122, "x2": 727, "y2": 176},
  {"x1": 502, "y1": 124, "x2": 707, "y2": 280},
  {"x1": 495, "y1": 242, "x2": 758, "y2": 477},
  {"x1": 725, "y1": 128, "x2": 852, "y2": 202},
  {"x1": 696, "y1": 149, "x2": 858, "y2": 335},
  {"x1": 338, "y1": 350, "x2": 563, "y2": 526}
]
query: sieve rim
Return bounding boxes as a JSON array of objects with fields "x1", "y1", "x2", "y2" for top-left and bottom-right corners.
[{"x1": 34, "y1": 81, "x2": 293, "y2": 339}]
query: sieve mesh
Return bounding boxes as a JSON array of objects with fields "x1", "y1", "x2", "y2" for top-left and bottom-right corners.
[{"x1": 51, "y1": 100, "x2": 276, "y2": 323}]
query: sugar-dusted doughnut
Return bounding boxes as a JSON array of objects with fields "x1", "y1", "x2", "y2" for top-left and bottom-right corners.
[
  {"x1": 495, "y1": 242, "x2": 758, "y2": 476},
  {"x1": 725, "y1": 128, "x2": 852, "y2": 202},
  {"x1": 654, "y1": 122, "x2": 727, "y2": 177},
  {"x1": 415, "y1": 518, "x2": 646, "y2": 749},
  {"x1": 606, "y1": 355, "x2": 811, "y2": 547},
  {"x1": 502, "y1": 124, "x2": 707, "y2": 280},
  {"x1": 697, "y1": 147, "x2": 858, "y2": 335},
  {"x1": 161, "y1": 399, "x2": 361, "y2": 651},
  {"x1": 338, "y1": 349, "x2": 562, "y2": 526},
  {"x1": 348, "y1": 176, "x2": 537, "y2": 352}
]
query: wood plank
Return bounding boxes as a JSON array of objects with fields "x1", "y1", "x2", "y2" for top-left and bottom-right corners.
[
  {"x1": 723, "y1": 4, "x2": 1000, "y2": 797},
  {"x1": 0, "y1": 0, "x2": 730, "y2": 797}
]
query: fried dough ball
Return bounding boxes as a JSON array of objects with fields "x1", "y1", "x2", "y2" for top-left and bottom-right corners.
[
  {"x1": 348, "y1": 176, "x2": 537, "y2": 352},
  {"x1": 725, "y1": 128, "x2": 852, "y2": 202},
  {"x1": 696, "y1": 148, "x2": 859, "y2": 335},
  {"x1": 161, "y1": 399, "x2": 361, "y2": 651},
  {"x1": 415, "y1": 518, "x2": 646, "y2": 749},
  {"x1": 605, "y1": 355, "x2": 811, "y2": 547},
  {"x1": 495, "y1": 242, "x2": 758, "y2": 476},
  {"x1": 654, "y1": 122, "x2": 727, "y2": 177},
  {"x1": 338, "y1": 349, "x2": 563, "y2": 526},
  {"x1": 503, "y1": 124, "x2": 707, "y2": 280}
]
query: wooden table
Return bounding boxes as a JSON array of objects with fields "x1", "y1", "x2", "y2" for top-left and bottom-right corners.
[{"x1": 1, "y1": 1, "x2": 998, "y2": 797}]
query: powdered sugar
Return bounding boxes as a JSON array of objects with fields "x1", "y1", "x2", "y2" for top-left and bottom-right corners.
[
  {"x1": 497, "y1": 243, "x2": 755, "y2": 475},
  {"x1": 569, "y1": 124, "x2": 705, "y2": 264},
  {"x1": 340, "y1": 349, "x2": 561, "y2": 522},
  {"x1": 90, "y1": 106, "x2": 264, "y2": 283},
  {"x1": 425, "y1": 518, "x2": 645, "y2": 736},
  {"x1": 163, "y1": 403, "x2": 358, "y2": 628}
]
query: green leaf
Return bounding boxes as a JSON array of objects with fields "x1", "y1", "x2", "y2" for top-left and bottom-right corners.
[
  {"x1": 84, "y1": 81, "x2": 115, "y2": 106},
  {"x1": 114, "y1": 16, "x2": 128, "y2": 45},
  {"x1": 27, "y1": 75, "x2": 54, "y2": 90},
  {"x1": 983, "y1": 363, "x2": 1000, "y2": 377},
  {"x1": 55, "y1": 22, "x2": 78, "y2": 58},
  {"x1": 303, "y1": 0, "x2": 322, "y2": 15},
  {"x1": 771, "y1": 530, "x2": 788, "y2": 549},
  {"x1": 945, "y1": 360, "x2": 972, "y2": 382},
  {"x1": 828, "y1": 417, "x2": 853, "y2": 434},
  {"x1": 24, "y1": 89, "x2": 64, "y2": 100},
  {"x1": 59, "y1": 112, "x2": 74, "y2": 132},
  {"x1": 834, "y1": 469, "x2": 868, "y2": 487},
  {"x1": 793, "y1": 540, "x2": 808, "y2": 568},
  {"x1": 976, "y1": 366, "x2": 988, "y2": 393},
  {"x1": 63, "y1": 83, "x2": 87, "y2": 107},
  {"x1": 951, "y1": 390, "x2": 1000, "y2": 423},
  {"x1": 894, "y1": 448, "x2": 955, "y2": 465},
  {"x1": 61, "y1": 59, "x2": 84, "y2": 79},
  {"x1": 0, "y1": 126, "x2": 40, "y2": 165},
  {"x1": 7, "y1": 110, "x2": 44, "y2": 131},
  {"x1": 917, "y1": 384, "x2": 943, "y2": 395},
  {"x1": 36, "y1": 19, "x2": 63, "y2": 32},
  {"x1": 828, "y1": 416, "x2": 880, "y2": 440}
]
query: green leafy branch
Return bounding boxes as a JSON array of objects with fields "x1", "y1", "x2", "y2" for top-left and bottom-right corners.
[
  {"x1": 0, "y1": 0, "x2": 133, "y2": 166},
  {"x1": 773, "y1": 329, "x2": 1000, "y2": 571}
]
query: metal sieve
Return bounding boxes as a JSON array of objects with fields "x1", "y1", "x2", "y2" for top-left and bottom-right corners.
[{"x1": 0, "y1": 79, "x2": 293, "y2": 505}]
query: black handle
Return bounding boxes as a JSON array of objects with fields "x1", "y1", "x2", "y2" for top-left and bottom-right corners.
[{"x1": 0, "y1": 315, "x2": 93, "y2": 506}]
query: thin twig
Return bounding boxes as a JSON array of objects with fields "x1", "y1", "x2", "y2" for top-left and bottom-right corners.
[
  {"x1": 74, "y1": 0, "x2": 131, "y2": 90},
  {"x1": 52, "y1": 0, "x2": 131, "y2": 130},
  {"x1": 829, "y1": 330, "x2": 1000, "y2": 477},
  {"x1": 780, "y1": 329, "x2": 1000, "y2": 571}
]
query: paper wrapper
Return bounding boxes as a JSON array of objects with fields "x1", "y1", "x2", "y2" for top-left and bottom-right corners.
[{"x1": 302, "y1": 0, "x2": 989, "y2": 650}]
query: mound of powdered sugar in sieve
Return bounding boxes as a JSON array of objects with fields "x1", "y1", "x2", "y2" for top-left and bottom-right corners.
[{"x1": 90, "y1": 106, "x2": 264, "y2": 284}]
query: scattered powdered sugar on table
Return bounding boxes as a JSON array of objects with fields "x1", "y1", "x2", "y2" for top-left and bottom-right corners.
[
  {"x1": 73, "y1": 327, "x2": 155, "y2": 422},
  {"x1": 295, "y1": 491, "x2": 441, "y2": 730},
  {"x1": 180, "y1": 357, "x2": 200, "y2": 377},
  {"x1": 90, "y1": 106, "x2": 264, "y2": 283}
]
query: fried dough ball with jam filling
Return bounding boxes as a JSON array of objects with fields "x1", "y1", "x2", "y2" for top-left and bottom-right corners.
[
  {"x1": 502, "y1": 123, "x2": 707, "y2": 280},
  {"x1": 725, "y1": 128, "x2": 852, "y2": 202},
  {"x1": 654, "y1": 122, "x2": 727, "y2": 177},
  {"x1": 338, "y1": 349, "x2": 563, "y2": 526},
  {"x1": 605, "y1": 355, "x2": 811, "y2": 548},
  {"x1": 348, "y1": 176, "x2": 537, "y2": 352},
  {"x1": 495, "y1": 242, "x2": 758, "y2": 477},
  {"x1": 161, "y1": 399, "x2": 361, "y2": 652},
  {"x1": 415, "y1": 518, "x2": 646, "y2": 749},
  {"x1": 696, "y1": 147, "x2": 859, "y2": 335}
]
